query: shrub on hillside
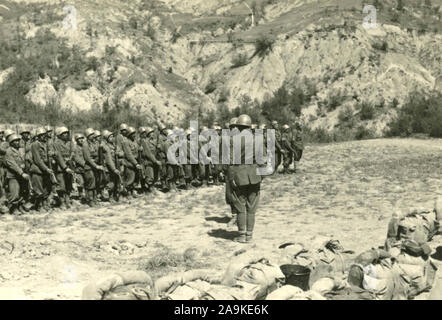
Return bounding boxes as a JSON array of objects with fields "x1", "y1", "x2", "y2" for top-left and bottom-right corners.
[
  {"x1": 359, "y1": 102, "x2": 375, "y2": 120},
  {"x1": 253, "y1": 35, "x2": 275, "y2": 58},
  {"x1": 325, "y1": 90, "x2": 346, "y2": 112}
]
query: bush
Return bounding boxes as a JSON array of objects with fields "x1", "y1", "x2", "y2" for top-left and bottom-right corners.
[
  {"x1": 253, "y1": 35, "x2": 275, "y2": 58},
  {"x1": 354, "y1": 126, "x2": 374, "y2": 140},
  {"x1": 338, "y1": 106, "x2": 354, "y2": 123},
  {"x1": 372, "y1": 41, "x2": 388, "y2": 52},
  {"x1": 325, "y1": 90, "x2": 346, "y2": 112},
  {"x1": 359, "y1": 102, "x2": 375, "y2": 120},
  {"x1": 387, "y1": 92, "x2": 442, "y2": 138}
]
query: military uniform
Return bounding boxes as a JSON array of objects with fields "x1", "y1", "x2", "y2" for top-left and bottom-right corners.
[
  {"x1": 72, "y1": 143, "x2": 86, "y2": 200},
  {"x1": 82, "y1": 140, "x2": 101, "y2": 205},
  {"x1": 140, "y1": 136, "x2": 161, "y2": 192},
  {"x1": 30, "y1": 140, "x2": 53, "y2": 210},
  {"x1": 291, "y1": 127, "x2": 304, "y2": 165},
  {"x1": 102, "y1": 141, "x2": 120, "y2": 201},
  {"x1": 4, "y1": 146, "x2": 29, "y2": 214},
  {"x1": 0, "y1": 140, "x2": 8, "y2": 205},
  {"x1": 281, "y1": 130, "x2": 295, "y2": 173},
  {"x1": 53, "y1": 137, "x2": 74, "y2": 207},
  {"x1": 122, "y1": 136, "x2": 139, "y2": 195},
  {"x1": 273, "y1": 128, "x2": 283, "y2": 173}
]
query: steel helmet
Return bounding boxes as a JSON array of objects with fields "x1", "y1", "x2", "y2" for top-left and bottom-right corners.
[
  {"x1": 127, "y1": 126, "x2": 136, "y2": 136},
  {"x1": 56, "y1": 126, "x2": 69, "y2": 136},
  {"x1": 139, "y1": 127, "x2": 147, "y2": 134},
  {"x1": 35, "y1": 127, "x2": 46, "y2": 137},
  {"x1": 85, "y1": 128, "x2": 95, "y2": 138},
  {"x1": 271, "y1": 120, "x2": 278, "y2": 126},
  {"x1": 19, "y1": 126, "x2": 30, "y2": 135},
  {"x1": 119, "y1": 123, "x2": 128, "y2": 132},
  {"x1": 94, "y1": 130, "x2": 101, "y2": 137},
  {"x1": 185, "y1": 129, "x2": 192, "y2": 135},
  {"x1": 75, "y1": 133, "x2": 85, "y2": 141},
  {"x1": 4, "y1": 129, "x2": 15, "y2": 139},
  {"x1": 145, "y1": 127, "x2": 154, "y2": 135},
  {"x1": 229, "y1": 117, "x2": 238, "y2": 128},
  {"x1": 102, "y1": 130, "x2": 113, "y2": 140},
  {"x1": 251, "y1": 124, "x2": 257, "y2": 130},
  {"x1": 7, "y1": 134, "x2": 20, "y2": 144},
  {"x1": 201, "y1": 126, "x2": 208, "y2": 131},
  {"x1": 158, "y1": 123, "x2": 166, "y2": 131},
  {"x1": 282, "y1": 124, "x2": 290, "y2": 130},
  {"x1": 45, "y1": 125, "x2": 53, "y2": 133},
  {"x1": 259, "y1": 123, "x2": 267, "y2": 129},
  {"x1": 236, "y1": 114, "x2": 252, "y2": 127}
]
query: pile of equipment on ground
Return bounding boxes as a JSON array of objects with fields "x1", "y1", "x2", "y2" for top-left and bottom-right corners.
[{"x1": 82, "y1": 198, "x2": 442, "y2": 300}]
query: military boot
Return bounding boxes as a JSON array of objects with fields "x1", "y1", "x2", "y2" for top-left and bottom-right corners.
[
  {"x1": 245, "y1": 232, "x2": 253, "y2": 243},
  {"x1": 233, "y1": 231, "x2": 247, "y2": 243}
]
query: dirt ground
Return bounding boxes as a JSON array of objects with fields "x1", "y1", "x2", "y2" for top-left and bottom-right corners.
[{"x1": 0, "y1": 138, "x2": 441, "y2": 300}]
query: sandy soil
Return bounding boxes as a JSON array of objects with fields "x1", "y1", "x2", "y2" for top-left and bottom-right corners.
[{"x1": 0, "y1": 138, "x2": 441, "y2": 300}]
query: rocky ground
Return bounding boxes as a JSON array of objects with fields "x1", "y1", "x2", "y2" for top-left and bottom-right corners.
[{"x1": 0, "y1": 138, "x2": 441, "y2": 299}]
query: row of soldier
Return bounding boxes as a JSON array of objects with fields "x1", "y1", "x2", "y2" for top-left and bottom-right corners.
[{"x1": 0, "y1": 119, "x2": 303, "y2": 215}]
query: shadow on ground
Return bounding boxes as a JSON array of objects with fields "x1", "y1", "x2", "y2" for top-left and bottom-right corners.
[
  {"x1": 205, "y1": 216, "x2": 231, "y2": 223},
  {"x1": 208, "y1": 228, "x2": 238, "y2": 240}
]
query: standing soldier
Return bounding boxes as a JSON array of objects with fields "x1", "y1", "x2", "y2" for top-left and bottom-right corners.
[
  {"x1": 270, "y1": 121, "x2": 283, "y2": 174},
  {"x1": 101, "y1": 130, "x2": 121, "y2": 203},
  {"x1": 155, "y1": 123, "x2": 168, "y2": 191},
  {"x1": 225, "y1": 117, "x2": 239, "y2": 229},
  {"x1": 45, "y1": 126, "x2": 56, "y2": 204},
  {"x1": 4, "y1": 134, "x2": 32, "y2": 214},
  {"x1": 30, "y1": 128, "x2": 55, "y2": 212},
  {"x1": 140, "y1": 126, "x2": 162, "y2": 194},
  {"x1": 122, "y1": 127, "x2": 142, "y2": 198},
  {"x1": 82, "y1": 128, "x2": 104, "y2": 207},
  {"x1": 94, "y1": 130, "x2": 106, "y2": 201},
  {"x1": 291, "y1": 122, "x2": 304, "y2": 173},
  {"x1": 162, "y1": 129, "x2": 179, "y2": 192},
  {"x1": 227, "y1": 114, "x2": 262, "y2": 243},
  {"x1": 53, "y1": 127, "x2": 75, "y2": 209},
  {"x1": 72, "y1": 133, "x2": 87, "y2": 203},
  {"x1": 281, "y1": 124, "x2": 297, "y2": 174},
  {"x1": 0, "y1": 128, "x2": 12, "y2": 214}
]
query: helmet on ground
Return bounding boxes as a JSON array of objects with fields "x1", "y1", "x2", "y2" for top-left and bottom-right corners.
[
  {"x1": 56, "y1": 126, "x2": 69, "y2": 136},
  {"x1": 229, "y1": 117, "x2": 238, "y2": 128},
  {"x1": 35, "y1": 127, "x2": 46, "y2": 137},
  {"x1": 75, "y1": 133, "x2": 85, "y2": 141},
  {"x1": 120, "y1": 123, "x2": 128, "y2": 132},
  {"x1": 236, "y1": 114, "x2": 252, "y2": 128},
  {"x1": 102, "y1": 130, "x2": 113, "y2": 140},
  {"x1": 85, "y1": 128, "x2": 95, "y2": 138},
  {"x1": 127, "y1": 127, "x2": 136, "y2": 136},
  {"x1": 8, "y1": 134, "x2": 20, "y2": 144},
  {"x1": 4, "y1": 129, "x2": 15, "y2": 139}
]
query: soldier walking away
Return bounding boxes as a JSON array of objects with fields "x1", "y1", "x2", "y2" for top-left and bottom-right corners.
[
  {"x1": 4, "y1": 134, "x2": 32, "y2": 215},
  {"x1": 53, "y1": 127, "x2": 75, "y2": 209},
  {"x1": 30, "y1": 127, "x2": 56, "y2": 212},
  {"x1": 227, "y1": 114, "x2": 263, "y2": 243},
  {"x1": 82, "y1": 128, "x2": 104, "y2": 207}
]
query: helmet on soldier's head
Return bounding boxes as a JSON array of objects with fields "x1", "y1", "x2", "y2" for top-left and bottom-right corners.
[
  {"x1": 19, "y1": 126, "x2": 30, "y2": 135},
  {"x1": 4, "y1": 129, "x2": 15, "y2": 139},
  {"x1": 236, "y1": 114, "x2": 252, "y2": 128},
  {"x1": 229, "y1": 117, "x2": 238, "y2": 128},
  {"x1": 7, "y1": 134, "x2": 20, "y2": 144},
  {"x1": 45, "y1": 125, "x2": 53, "y2": 133},
  {"x1": 139, "y1": 127, "x2": 146, "y2": 134},
  {"x1": 35, "y1": 127, "x2": 46, "y2": 137},
  {"x1": 75, "y1": 133, "x2": 85, "y2": 141},
  {"x1": 102, "y1": 130, "x2": 113, "y2": 141},
  {"x1": 145, "y1": 127, "x2": 154, "y2": 135},
  {"x1": 56, "y1": 126, "x2": 69, "y2": 136},
  {"x1": 201, "y1": 126, "x2": 208, "y2": 131},
  {"x1": 271, "y1": 120, "x2": 278, "y2": 126},
  {"x1": 259, "y1": 123, "x2": 267, "y2": 129},
  {"x1": 282, "y1": 124, "x2": 290, "y2": 130},
  {"x1": 251, "y1": 124, "x2": 257, "y2": 130},
  {"x1": 85, "y1": 128, "x2": 95, "y2": 138},
  {"x1": 94, "y1": 130, "x2": 101, "y2": 138},
  {"x1": 185, "y1": 129, "x2": 192, "y2": 136},
  {"x1": 158, "y1": 123, "x2": 166, "y2": 131},
  {"x1": 119, "y1": 123, "x2": 128, "y2": 132},
  {"x1": 127, "y1": 127, "x2": 136, "y2": 136}
]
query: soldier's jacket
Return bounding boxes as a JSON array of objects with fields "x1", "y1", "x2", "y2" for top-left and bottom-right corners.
[
  {"x1": 291, "y1": 129, "x2": 304, "y2": 150},
  {"x1": 82, "y1": 141, "x2": 100, "y2": 171},
  {"x1": 274, "y1": 129, "x2": 283, "y2": 152},
  {"x1": 0, "y1": 141, "x2": 8, "y2": 166},
  {"x1": 281, "y1": 131, "x2": 294, "y2": 151},
  {"x1": 101, "y1": 142, "x2": 118, "y2": 174},
  {"x1": 122, "y1": 138, "x2": 139, "y2": 169},
  {"x1": 227, "y1": 133, "x2": 262, "y2": 187},
  {"x1": 72, "y1": 144, "x2": 86, "y2": 173},
  {"x1": 156, "y1": 134, "x2": 168, "y2": 161},
  {"x1": 4, "y1": 147, "x2": 25, "y2": 179},
  {"x1": 140, "y1": 138, "x2": 159, "y2": 166},
  {"x1": 19, "y1": 140, "x2": 32, "y2": 172},
  {"x1": 53, "y1": 138, "x2": 73, "y2": 173},
  {"x1": 30, "y1": 140, "x2": 51, "y2": 175}
]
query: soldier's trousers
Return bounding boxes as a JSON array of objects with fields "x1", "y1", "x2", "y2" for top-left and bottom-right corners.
[
  {"x1": 56, "y1": 172, "x2": 73, "y2": 194},
  {"x1": 31, "y1": 173, "x2": 51, "y2": 208},
  {"x1": 283, "y1": 151, "x2": 293, "y2": 170},
  {"x1": 142, "y1": 163, "x2": 159, "y2": 187},
  {"x1": 274, "y1": 151, "x2": 282, "y2": 172},
  {"x1": 6, "y1": 177, "x2": 28, "y2": 210},
  {"x1": 230, "y1": 183, "x2": 260, "y2": 233},
  {"x1": 123, "y1": 166, "x2": 137, "y2": 191},
  {"x1": 105, "y1": 171, "x2": 120, "y2": 200}
]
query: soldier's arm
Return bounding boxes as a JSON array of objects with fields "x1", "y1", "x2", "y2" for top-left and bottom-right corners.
[
  {"x1": 53, "y1": 141, "x2": 68, "y2": 171},
  {"x1": 5, "y1": 150, "x2": 24, "y2": 176},
  {"x1": 73, "y1": 147, "x2": 86, "y2": 167},
  {"x1": 31, "y1": 143, "x2": 51, "y2": 173},
  {"x1": 103, "y1": 145, "x2": 118, "y2": 173},
  {"x1": 123, "y1": 141, "x2": 138, "y2": 166},
  {"x1": 82, "y1": 143, "x2": 99, "y2": 169},
  {"x1": 142, "y1": 140, "x2": 159, "y2": 163}
]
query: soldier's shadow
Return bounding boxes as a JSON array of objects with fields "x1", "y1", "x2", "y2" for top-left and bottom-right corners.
[
  {"x1": 205, "y1": 216, "x2": 231, "y2": 223},
  {"x1": 208, "y1": 228, "x2": 238, "y2": 240}
]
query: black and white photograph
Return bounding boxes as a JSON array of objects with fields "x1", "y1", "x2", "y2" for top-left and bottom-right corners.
[{"x1": 0, "y1": 0, "x2": 441, "y2": 305}]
